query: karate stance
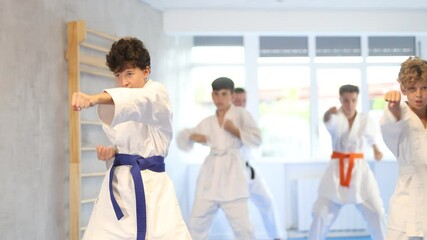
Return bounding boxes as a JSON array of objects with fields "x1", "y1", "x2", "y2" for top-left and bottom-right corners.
[
  {"x1": 233, "y1": 87, "x2": 286, "y2": 240},
  {"x1": 72, "y1": 37, "x2": 191, "y2": 240},
  {"x1": 381, "y1": 56, "x2": 427, "y2": 240},
  {"x1": 308, "y1": 84, "x2": 387, "y2": 240},
  {"x1": 177, "y1": 77, "x2": 261, "y2": 240}
]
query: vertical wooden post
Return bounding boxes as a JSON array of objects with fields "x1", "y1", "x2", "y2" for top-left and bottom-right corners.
[{"x1": 67, "y1": 20, "x2": 86, "y2": 240}]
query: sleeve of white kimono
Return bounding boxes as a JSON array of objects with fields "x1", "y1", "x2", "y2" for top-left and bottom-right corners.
[
  {"x1": 101, "y1": 124, "x2": 117, "y2": 145},
  {"x1": 240, "y1": 110, "x2": 262, "y2": 148},
  {"x1": 194, "y1": 120, "x2": 213, "y2": 146},
  {"x1": 380, "y1": 104, "x2": 405, "y2": 157},
  {"x1": 364, "y1": 116, "x2": 380, "y2": 147},
  {"x1": 324, "y1": 113, "x2": 339, "y2": 137},
  {"x1": 176, "y1": 119, "x2": 211, "y2": 151},
  {"x1": 98, "y1": 82, "x2": 172, "y2": 128},
  {"x1": 176, "y1": 128, "x2": 194, "y2": 151}
]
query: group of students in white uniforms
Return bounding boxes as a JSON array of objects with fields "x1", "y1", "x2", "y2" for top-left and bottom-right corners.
[
  {"x1": 71, "y1": 35, "x2": 427, "y2": 240},
  {"x1": 308, "y1": 56, "x2": 427, "y2": 240}
]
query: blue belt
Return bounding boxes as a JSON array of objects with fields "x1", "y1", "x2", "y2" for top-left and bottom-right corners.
[{"x1": 109, "y1": 153, "x2": 165, "y2": 240}]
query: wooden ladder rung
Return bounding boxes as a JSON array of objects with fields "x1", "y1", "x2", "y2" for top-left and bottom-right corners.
[
  {"x1": 81, "y1": 120, "x2": 102, "y2": 126},
  {"x1": 81, "y1": 147, "x2": 96, "y2": 152},
  {"x1": 81, "y1": 198, "x2": 97, "y2": 204},
  {"x1": 81, "y1": 172, "x2": 106, "y2": 178}
]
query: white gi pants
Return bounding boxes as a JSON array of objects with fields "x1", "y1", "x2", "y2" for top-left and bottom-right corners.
[
  {"x1": 248, "y1": 167, "x2": 284, "y2": 239},
  {"x1": 308, "y1": 195, "x2": 386, "y2": 240},
  {"x1": 189, "y1": 198, "x2": 254, "y2": 240}
]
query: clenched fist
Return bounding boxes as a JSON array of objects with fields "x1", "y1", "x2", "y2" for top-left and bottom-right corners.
[
  {"x1": 96, "y1": 145, "x2": 117, "y2": 161},
  {"x1": 71, "y1": 92, "x2": 95, "y2": 111},
  {"x1": 384, "y1": 90, "x2": 401, "y2": 120}
]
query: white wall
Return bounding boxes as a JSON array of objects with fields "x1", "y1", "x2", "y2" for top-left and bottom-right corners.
[
  {"x1": 0, "y1": 0, "x2": 69, "y2": 239},
  {"x1": 164, "y1": 10, "x2": 427, "y2": 34}
]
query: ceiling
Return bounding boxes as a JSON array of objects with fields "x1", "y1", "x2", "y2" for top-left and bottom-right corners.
[{"x1": 140, "y1": 0, "x2": 427, "y2": 11}]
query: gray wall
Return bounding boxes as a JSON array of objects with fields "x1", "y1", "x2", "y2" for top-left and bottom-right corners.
[{"x1": 0, "y1": 0, "x2": 189, "y2": 239}]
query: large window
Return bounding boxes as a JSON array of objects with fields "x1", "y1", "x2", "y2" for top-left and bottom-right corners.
[
  {"x1": 183, "y1": 35, "x2": 417, "y2": 162},
  {"x1": 257, "y1": 65, "x2": 311, "y2": 160}
]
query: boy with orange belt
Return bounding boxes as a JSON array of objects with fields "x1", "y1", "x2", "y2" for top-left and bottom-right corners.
[{"x1": 308, "y1": 84, "x2": 387, "y2": 240}]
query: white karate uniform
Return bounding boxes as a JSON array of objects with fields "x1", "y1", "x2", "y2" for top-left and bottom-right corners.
[
  {"x1": 308, "y1": 110, "x2": 386, "y2": 240},
  {"x1": 381, "y1": 102, "x2": 427, "y2": 239},
  {"x1": 241, "y1": 147, "x2": 286, "y2": 239},
  {"x1": 177, "y1": 105, "x2": 261, "y2": 240},
  {"x1": 82, "y1": 80, "x2": 191, "y2": 240}
]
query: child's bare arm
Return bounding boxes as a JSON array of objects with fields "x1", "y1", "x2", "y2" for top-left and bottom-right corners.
[
  {"x1": 372, "y1": 144, "x2": 383, "y2": 161},
  {"x1": 223, "y1": 119, "x2": 241, "y2": 139},
  {"x1": 71, "y1": 91, "x2": 113, "y2": 111},
  {"x1": 190, "y1": 133, "x2": 207, "y2": 144},
  {"x1": 384, "y1": 90, "x2": 401, "y2": 121},
  {"x1": 323, "y1": 106, "x2": 338, "y2": 122}
]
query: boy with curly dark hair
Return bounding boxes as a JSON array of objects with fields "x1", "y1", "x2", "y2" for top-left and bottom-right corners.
[{"x1": 72, "y1": 37, "x2": 191, "y2": 240}]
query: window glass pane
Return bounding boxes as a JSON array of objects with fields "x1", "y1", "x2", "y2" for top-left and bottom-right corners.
[
  {"x1": 367, "y1": 66, "x2": 401, "y2": 160},
  {"x1": 316, "y1": 36, "x2": 361, "y2": 56},
  {"x1": 191, "y1": 46, "x2": 245, "y2": 64},
  {"x1": 317, "y1": 68, "x2": 361, "y2": 159},
  {"x1": 259, "y1": 36, "x2": 308, "y2": 57},
  {"x1": 194, "y1": 36, "x2": 243, "y2": 46},
  {"x1": 368, "y1": 36, "x2": 416, "y2": 56},
  {"x1": 258, "y1": 66, "x2": 311, "y2": 161},
  {"x1": 367, "y1": 66, "x2": 401, "y2": 111}
]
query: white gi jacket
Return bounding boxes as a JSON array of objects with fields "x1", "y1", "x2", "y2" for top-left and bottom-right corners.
[
  {"x1": 177, "y1": 105, "x2": 261, "y2": 201},
  {"x1": 83, "y1": 80, "x2": 191, "y2": 240},
  {"x1": 381, "y1": 102, "x2": 427, "y2": 237},
  {"x1": 319, "y1": 110, "x2": 382, "y2": 204}
]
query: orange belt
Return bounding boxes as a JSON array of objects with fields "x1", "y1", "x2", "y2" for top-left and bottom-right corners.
[{"x1": 331, "y1": 151, "x2": 364, "y2": 187}]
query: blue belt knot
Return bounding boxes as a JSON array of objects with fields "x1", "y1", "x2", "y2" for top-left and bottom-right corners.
[{"x1": 109, "y1": 153, "x2": 165, "y2": 240}]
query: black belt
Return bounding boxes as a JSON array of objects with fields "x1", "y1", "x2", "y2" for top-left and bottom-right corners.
[{"x1": 246, "y1": 161, "x2": 255, "y2": 180}]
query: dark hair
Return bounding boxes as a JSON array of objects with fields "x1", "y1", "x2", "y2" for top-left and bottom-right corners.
[
  {"x1": 211, "y1": 77, "x2": 235, "y2": 91},
  {"x1": 339, "y1": 84, "x2": 359, "y2": 96},
  {"x1": 234, "y1": 87, "x2": 246, "y2": 94},
  {"x1": 106, "y1": 37, "x2": 151, "y2": 73}
]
